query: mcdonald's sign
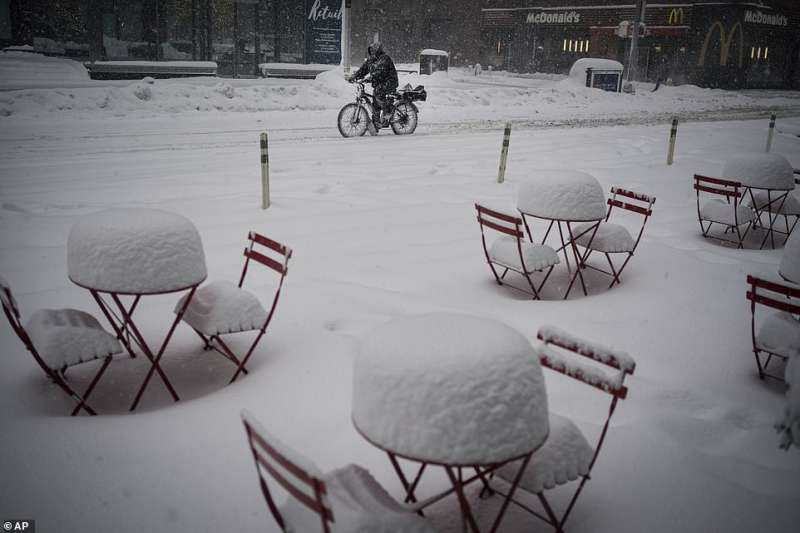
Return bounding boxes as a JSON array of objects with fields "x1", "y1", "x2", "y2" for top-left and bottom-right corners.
[
  {"x1": 668, "y1": 8, "x2": 684, "y2": 25},
  {"x1": 698, "y1": 21, "x2": 743, "y2": 68}
]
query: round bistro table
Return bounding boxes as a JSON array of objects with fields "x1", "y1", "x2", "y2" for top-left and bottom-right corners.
[
  {"x1": 517, "y1": 170, "x2": 607, "y2": 298},
  {"x1": 68, "y1": 208, "x2": 207, "y2": 410},
  {"x1": 722, "y1": 153, "x2": 796, "y2": 249},
  {"x1": 352, "y1": 313, "x2": 549, "y2": 533}
]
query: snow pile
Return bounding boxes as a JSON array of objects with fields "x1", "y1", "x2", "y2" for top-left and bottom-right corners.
[
  {"x1": 517, "y1": 170, "x2": 607, "y2": 221},
  {"x1": 568, "y1": 58, "x2": 623, "y2": 85},
  {"x1": 572, "y1": 222, "x2": 636, "y2": 253},
  {"x1": 282, "y1": 465, "x2": 439, "y2": 532},
  {"x1": 420, "y1": 49, "x2": 448, "y2": 57},
  {"x1": 353, "y1": 313, "x2": 548, "y2": 465},
  {"x1": 497, "y1": 413, "x2": 593, "y2": 493},
  {"x1": 721, "y1": 152, "x2": 795, "y2": 189},
  {"x1": 0, "y1": 50, "x2": 89, "y2": 91},
  {"x1": 176, "y1": 280, "x2": 267, "y2": 336},
  {"x1": 489, "y1": 238, "x2": 560, "y2": 272},
  {"x1": 67, "y1": 209, "x2": 207, "y2": 294},
  {"x1": 779, "y1": 230, "x2": 800, "y2": 283},
  {"x1": 25, "y1": 308, "x2": 123, "y2": 368}
]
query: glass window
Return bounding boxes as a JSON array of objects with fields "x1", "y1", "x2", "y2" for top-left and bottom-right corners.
[{"x1": 0, "y1": 0, "x2": 11, "y2": 41}]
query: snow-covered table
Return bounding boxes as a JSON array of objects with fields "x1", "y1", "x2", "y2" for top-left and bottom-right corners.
[
  {"x1": 68, "y1": 208, "x2": 207, "y2": 410},
  {"x1": 780, "y1": 230, "x2": 800, "y2": 284},
  {"x1": 722, "y1": 153, "x2": 796, "y2": 249},
  {"x1": 517, "y1": 170, "x2": 607, "y2": 298},
  {"x1": 353, "y1": 313, "x2": 549, "y2": 532}
]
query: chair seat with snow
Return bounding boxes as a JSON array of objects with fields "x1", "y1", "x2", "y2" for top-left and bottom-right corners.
[
  {"x1": 241, "y1": 410, "x2": 438, "y2": 533},
  {"x1": 492, "y1": 325, "x2": 635, "y2": 532},
  {"x1": 746, "y1": 274, "x2": 800, "y2": 381},
  {"x1": 572, "y1": 187, "x2": 655, "y2": 288},
  {"x1": 694, "y1": 175, "x2": 754, "y2": 248},
  {"x1": 178, "y1": 231, "x2": 291, "y2": 383},
  {"x1": 475, "y1": 203, "x2": 560, "y2": 300},
  {"x1": 1, "y1": 275, "x2": 124, "y2": 415}
]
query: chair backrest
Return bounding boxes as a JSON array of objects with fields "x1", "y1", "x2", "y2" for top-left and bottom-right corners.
[
  {"x1": 239, "y1": 232, "x2": 292, "y2": 288},
  {"x1": 475, "y1": 203, "x2": 530, "y2": 265},
  {"x1": 0, "y1": 275, "x2": 54, "y2": 376},
  {"x1": 606, "y1": 187, "x2": 656, "y2": 249},
  {"x1": 241, "y1": 410, "x2": 334, "y2": 533},
  {"x1": 535, "y1": 325, "x2": 635, "y2": 472},
  {"x1": 746, "y1": 274, "x2": 800, "y2": 316},
  {"x1": 1, "y1": 275, "x2": 31, "y2": 349},
  {"x1": 693, "y1": 174, "x2": 743, "y2": 202}
]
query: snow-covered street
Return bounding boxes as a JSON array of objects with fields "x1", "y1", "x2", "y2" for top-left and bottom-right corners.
[{"x1": 1, "y1": 71, "x2": 800, "y2": 532}]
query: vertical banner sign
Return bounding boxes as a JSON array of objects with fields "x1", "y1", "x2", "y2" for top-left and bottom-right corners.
[
  {"x1": 766, "y1": 113, "x2": 776, "y2": 153},
  {"x1": 260, "y1": 133, "x2": 270, "y2": 210},
  {"x1": 667, "y1": 118, "x2": 678, "y2": 166},
  {"x1": 305, "y1": 0, "x2": 343, "y2": 64},
  {"x1": 498, "y1": 122, "x2": 512, "y2": 183}
]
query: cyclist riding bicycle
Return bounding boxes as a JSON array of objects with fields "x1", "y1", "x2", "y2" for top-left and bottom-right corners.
[{"x1": 347, "y1": 41, "x2": 398, "y2": 127}]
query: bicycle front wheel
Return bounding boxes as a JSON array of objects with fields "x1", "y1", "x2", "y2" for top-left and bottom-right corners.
[
  {"x1": 337, "y1": 103, "x2": 369, "y2": 137},
  {"x1": 390, "y1": 102, "x2": 419, "y2": 135}
]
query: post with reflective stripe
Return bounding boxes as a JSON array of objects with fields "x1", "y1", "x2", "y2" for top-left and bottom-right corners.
[
  {"x1": 260, "y1": 132, "x2": 270, "y2": 209},
  {"x1": 766, "y1": 113, "x2": 776, "y2": 153},
  {"x1": 498, "y1": 122, "x2": 512, "y2": 183},
  {"x1": 667, "y1": 118, "x2": 678, "y2": 166}
]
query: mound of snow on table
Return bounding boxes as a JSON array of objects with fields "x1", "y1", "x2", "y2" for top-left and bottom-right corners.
[
  {"x1": 353, "y1": 313, "x2": 549, "y2": 465},
  {"x1": 722, "y1": 152, "x2": 795, "y2": 189},
  {"x1": 517, "y1": 170, "x2": 607, "y2": 221},
  {"x1": 67, "y1": 208, "x2": 207, "y2": 294}
]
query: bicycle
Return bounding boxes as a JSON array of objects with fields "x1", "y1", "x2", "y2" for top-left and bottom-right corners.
[{"x1": 337, "y1": 81, "x2": 427, "y2": 138}]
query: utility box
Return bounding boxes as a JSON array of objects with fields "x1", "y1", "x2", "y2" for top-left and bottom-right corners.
[
  {"x1": 569, "y1": 58, "x2": 624, "y2": 93},
  {"x1": 419, "y1": 49, "x2": 449, "y2": 75}
]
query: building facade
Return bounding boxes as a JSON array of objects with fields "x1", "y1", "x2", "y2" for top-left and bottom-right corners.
[
  {"x1": 480, "y1": 1, "x2": 800, "y2": 89},
  {"x1": 3, "y1": 1, "x2": 799, "y2": 88},
  {"x1": 2, "y1": 0, "x2": 309, "y2": 76}
]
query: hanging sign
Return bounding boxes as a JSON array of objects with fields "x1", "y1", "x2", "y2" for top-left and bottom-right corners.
[{"x1": 305, "y1": 0, "x2": 342, "y2": 64}]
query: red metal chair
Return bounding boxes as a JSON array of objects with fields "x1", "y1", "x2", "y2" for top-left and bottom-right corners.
[
  {"x1": 492, "y1": 325, "x2": 635, "y2": 532},
  {"x1": 241, "y1": 410, "x2": 438, "y2": 533},
  {"x1": 572, "y1": 187, "x2": 655, "y2": 288},
  {"x1": 475, "y1": 203, "x2": 560, "y2": 300},
  {"x1": 1, "y1": 275, "x2": 124, "y2": 416},
  {"x1": 178, "y1": 232, "x2": 291, "y2": 384},
  {"x1": 746, "y1": 274, "x2": 800, "y2": 381},
  {"x1": 694, "y1": 174, "x2": 754, "y2": 248}
]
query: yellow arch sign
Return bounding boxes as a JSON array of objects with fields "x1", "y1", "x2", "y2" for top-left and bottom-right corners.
[
  {"x1": 668, "y1": 8, "x2": 684, "y2": 25},
  {"x1": 698, "y1": 21, "x2": 743, "y2": 67}
]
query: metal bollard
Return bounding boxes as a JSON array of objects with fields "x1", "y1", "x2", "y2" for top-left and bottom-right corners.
[
  {"x1": 260, "y1": 133, "x2": 270, "y2": 209},
  {"x1": 766, "y1": 113, "x2": 776, "y2": 153},
  {"x1": 667, "y1": 118, "x2": 678, "y2": 166},
  {"x1": 497, "y1": 122, "x2": 512, "y2": 183}
]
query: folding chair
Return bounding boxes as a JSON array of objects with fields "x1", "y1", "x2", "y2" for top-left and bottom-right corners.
[
  {"x1": 572, "y1": 187, "x2": 656, "y2": 289},
  {"x1": 241, "y1": 410, "x2": 438, "y2": 533},
  {"x1": 745, "y1": 274, "x2": 800, "y2": 381},
  {"x1": 476, "y1": 203, "x2": 560, "y2": 300},
  {"x1": 694, "y1": 174, "x2": 755, "y2": 248},
  {"x1": 178, "y1": 232, "x2": 291, "y2": 384},
  {"x1": 491, "y1": 325, "x2": 636, "y2": 532},
  {"x1": 0, "y1": 275, "x2": 123, "y2": 416}
]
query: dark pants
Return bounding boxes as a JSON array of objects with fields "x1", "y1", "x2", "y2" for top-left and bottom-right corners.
[{"x1": 372, "y1": 83, "x2": 396, "y2": 118}]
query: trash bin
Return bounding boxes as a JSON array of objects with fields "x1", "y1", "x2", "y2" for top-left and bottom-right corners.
[{"x1": 419, "y1": 49, "x2": 449, "y2": 75}]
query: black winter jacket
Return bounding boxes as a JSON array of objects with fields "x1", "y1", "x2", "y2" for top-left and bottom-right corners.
[{"x1": 352, "y1": 50, "x2": 398, "y2": 93}]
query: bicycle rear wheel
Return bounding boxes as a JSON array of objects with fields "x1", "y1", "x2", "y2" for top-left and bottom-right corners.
[
  {"x1": 337, "y1": 103, "x2": 369, "y2": 137},
  {"x1": 390, "y1": 102, "x2": 419, "y2": 135}
]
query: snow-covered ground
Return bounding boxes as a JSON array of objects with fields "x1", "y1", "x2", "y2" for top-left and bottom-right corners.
[{"x1": 1, "y1": 58, "x2": 799, "y2": 532}]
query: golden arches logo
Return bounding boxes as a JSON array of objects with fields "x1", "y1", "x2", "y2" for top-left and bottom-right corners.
[
  {"x1": 698, "y1": 21, "x2": 743, "y2": 68},
  {"x1": 668, "y1": 8, "x2": 684, "y2": 25}
]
